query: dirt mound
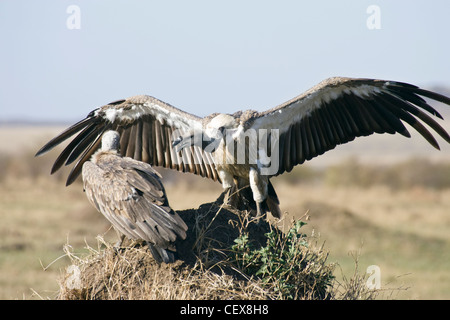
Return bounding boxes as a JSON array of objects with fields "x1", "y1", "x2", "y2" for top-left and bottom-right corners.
[{"x1": 57, "y1": 197, "x2": 366, "y2": 300}]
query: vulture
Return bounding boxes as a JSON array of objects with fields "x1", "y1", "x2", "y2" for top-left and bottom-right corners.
[
  {"x1": 81, "y1": 130, "x2": 187, "y2": 263},
  {"x1": 36, "y1": 77, "x2": 450, "y2": 219}
]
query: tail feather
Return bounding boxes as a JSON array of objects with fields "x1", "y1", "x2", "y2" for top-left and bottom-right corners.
[
  {"x1": 265, "y1": 196, "x2": 281, "y2": 219},
  {"x1": 267, "y1": 180, "x2": 281, "y2": 218},
  {"x1": 232, "y1": 178, "x2": 282, "y2": 219},
  {"x1": 147, "y1": 243, "x2": 176, "y2": 264},
  {"x1": 257, "y1": 180, "x2": 282, "y2": 219}
]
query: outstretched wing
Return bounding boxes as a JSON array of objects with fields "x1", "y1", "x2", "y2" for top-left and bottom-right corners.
[
  {"x1": 250, "y1": 77, "x2": 450, "y2": 176},
  {"x1": 36, "y1": 95, "x2": 219, "y2": 185}
]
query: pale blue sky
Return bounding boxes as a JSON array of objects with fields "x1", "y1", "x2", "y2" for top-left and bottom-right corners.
[{"x1": 1, "y1": 0, "x2": 449, "y2": 122}]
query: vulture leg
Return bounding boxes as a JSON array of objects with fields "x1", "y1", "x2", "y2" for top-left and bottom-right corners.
[{"x1": 222, "y1": 186, "x2": 233, "y2": 207}]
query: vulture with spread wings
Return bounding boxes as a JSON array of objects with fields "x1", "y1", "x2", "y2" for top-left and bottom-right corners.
[{"x1": 36, "y1": 77, "x2": 450, "y2": 219}]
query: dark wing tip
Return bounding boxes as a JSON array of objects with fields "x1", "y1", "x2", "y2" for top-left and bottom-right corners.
[
  {"x1": 386, "y1": 81, "x2": 450, "y2": 119},
  {"x1": 35, "y1": 146, "x2": 48, "y2": 157},
  {"x1": 35, "y1": 116, "x2": 97, "y2": 157},
  {"x1": 266, "y1": 77, "x2": 450, "y2": 177}
]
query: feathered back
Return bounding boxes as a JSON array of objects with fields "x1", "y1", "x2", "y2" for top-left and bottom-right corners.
[{"x1": 82, "y1": 149, "x2": 187, "y2": 263}]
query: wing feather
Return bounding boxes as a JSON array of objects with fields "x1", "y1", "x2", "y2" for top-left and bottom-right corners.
[
  {"x1": 35, "y1": 116, "x2": 94, "y2": 157},
  {"x1": 36, "y1": 95, "x2": 218, "y2": 185},
  {"x1": 66, "y1": 130, "x2": 104, "y2": 186},
  {"x1": 250, "y1": 77, "x2": 450, "y2": 177},
  {"x1": 50, "y1": 121, "x2": 100, "y2": 174}
]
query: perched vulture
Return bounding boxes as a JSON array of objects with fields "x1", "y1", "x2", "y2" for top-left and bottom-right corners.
[
  {"x1": 81, "y1": 130, "x2": 187, "y2": 263},
  {"x1": 36, "y1": 77, "x2": 450, "y2": 218}
]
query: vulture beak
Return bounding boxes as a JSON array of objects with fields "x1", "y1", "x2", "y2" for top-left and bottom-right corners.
[
  {"x1": 172, "y1": 132, "x2": 195, "y2": 152},
  {"x1": 172, "y1": 127, "x2": 225, "y2": 153},
  {"x1": 202, "y1": 126, "x2": 226, "y2": 153}
]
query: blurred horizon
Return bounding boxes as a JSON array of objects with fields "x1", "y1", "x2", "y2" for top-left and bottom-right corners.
[{"x1": 1, "y1": 1, "x2": 449, "y2": 123}]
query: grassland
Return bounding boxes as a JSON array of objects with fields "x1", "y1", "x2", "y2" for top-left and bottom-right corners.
[{"x1": 1, "y1": 125, "x2": 450, "y2": 299}]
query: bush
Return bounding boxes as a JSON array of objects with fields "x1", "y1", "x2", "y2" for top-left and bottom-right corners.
[
  {"x1": 57, "y1": 196, "x2": 382, "y2": 300},
  {"x1": 230, "y1": 220, "x2": 334, "y2": 299}
]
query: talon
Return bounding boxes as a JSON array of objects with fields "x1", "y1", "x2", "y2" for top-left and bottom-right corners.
[
  {"x1": 223, "y1": 185, "x2": 240, "y2": 208},
  {"x1": 223, "y1": 187, "x2": 232, "y2": 205},
  {"x1": 255, "y1": 202, "x2": 266, "y2": 223}
]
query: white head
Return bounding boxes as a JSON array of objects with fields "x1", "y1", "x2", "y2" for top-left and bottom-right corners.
[
  {"x1": 173, "y1": 114, "x2": 238, "y2": 153},
  {"x1": 101, "y1": 130, "x2": 120, "y2": 152},
  {"x1": 206, "y1": 114, "x2": 237, "y2": 139}
]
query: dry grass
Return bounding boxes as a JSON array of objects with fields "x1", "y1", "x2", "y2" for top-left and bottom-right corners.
[
  {"x1": 2, "y1": 125, "x2": 450, "y2": 299},
  {"x1": 272, "y1": 182, "x2": 450, "y2": 299},
  {"x1": 58, "y1": 238, "x2": 274, "y2": 300},
  {"x1": 59, "y1": 237, "x2": 267, "y2": 300},
  {"x1": 56, "y1": 200, "x2": 376, "y2": 300}
]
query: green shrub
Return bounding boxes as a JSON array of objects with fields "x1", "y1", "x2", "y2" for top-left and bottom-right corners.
[{"x1": 230, "y1": 220, "x2": 335, "y2": 299}]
